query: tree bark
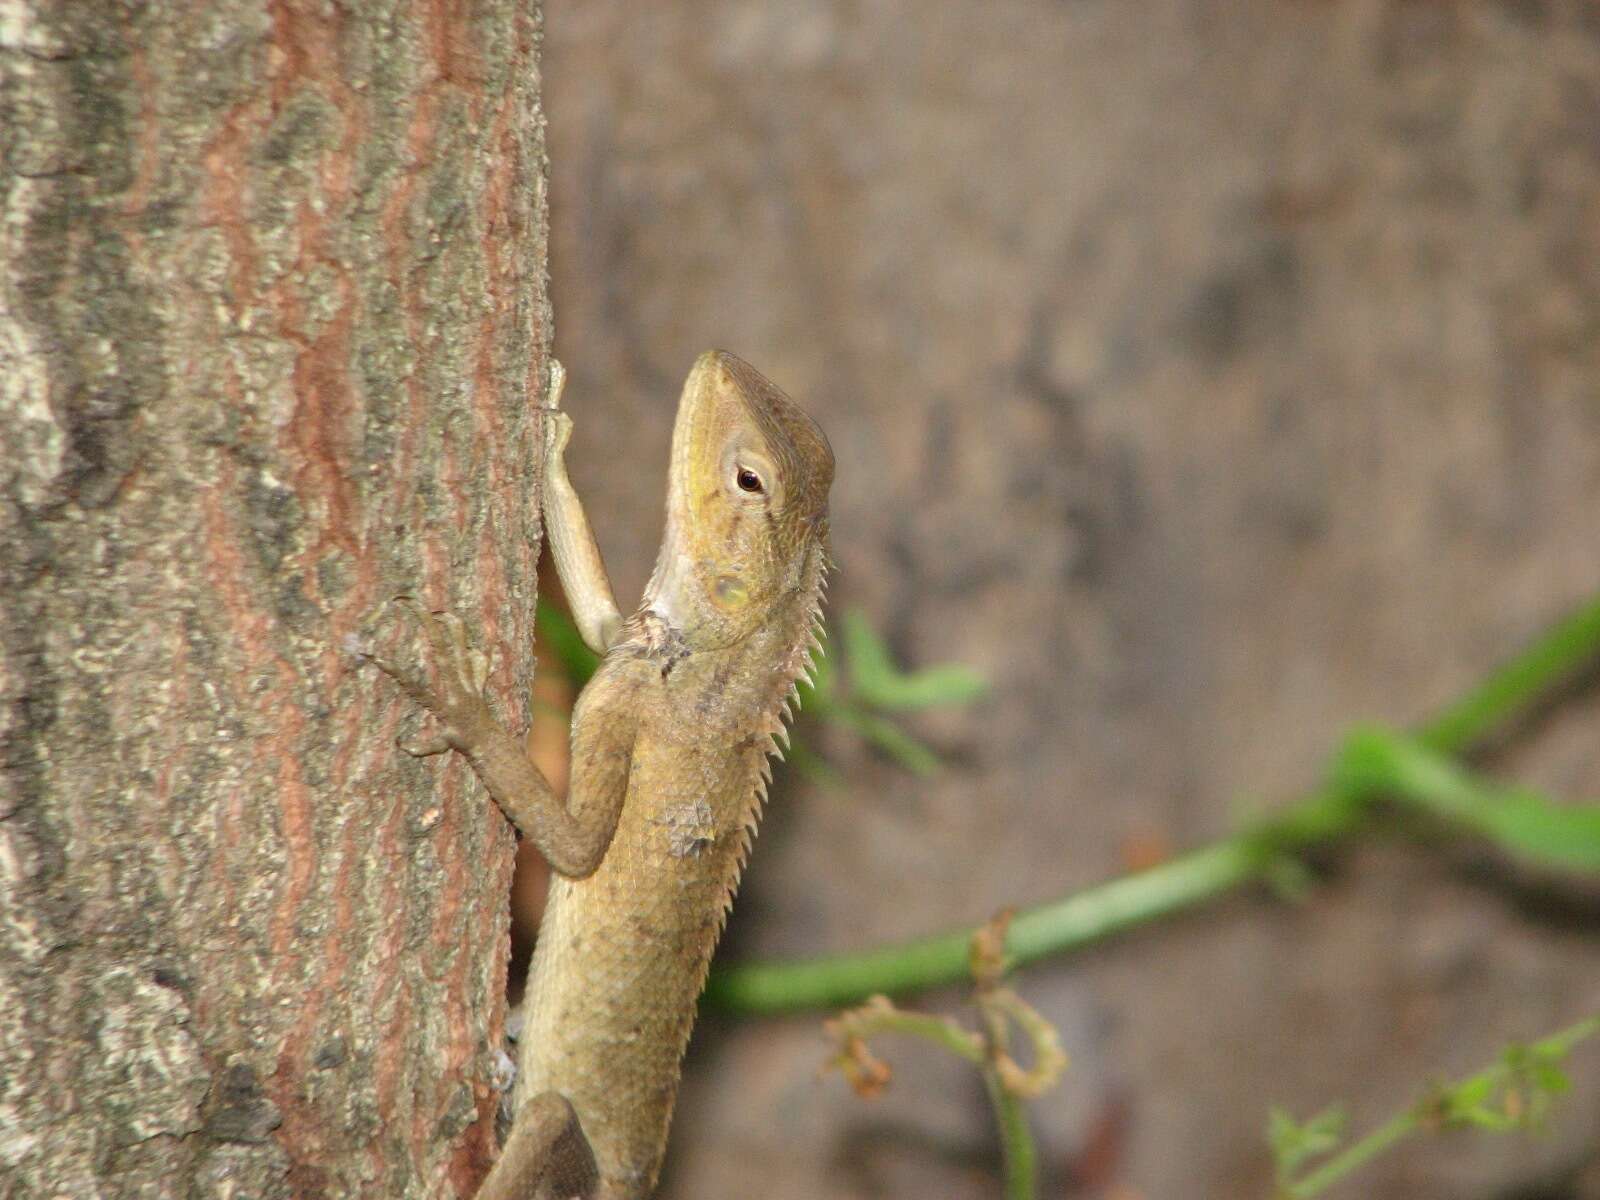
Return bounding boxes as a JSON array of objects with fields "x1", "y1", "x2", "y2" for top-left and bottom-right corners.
[{"x1": 0, "y1": 3, "x2": 550, "y2": 1196}]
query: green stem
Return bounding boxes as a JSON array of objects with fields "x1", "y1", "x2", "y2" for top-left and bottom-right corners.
[
  {"x1": 1286, "y1": 1016, "x2": 1600, "y2": 1197},
  {"x1": 984, "y1": 1066, "x2": 1038, "y2": 1200},
  {"x1": 1285, "y1": 1110, "x2": 1415, "y2": 1198},
  {"x1": 704, "y1": 594, "x2": 1600, "y2": 1015},
  {"x1": 705, "y1": 791, "x2": 1358, "y2": 1013},
  {"x1": 1415, "y1": 599, "x2": 1600, "y2": 753}
]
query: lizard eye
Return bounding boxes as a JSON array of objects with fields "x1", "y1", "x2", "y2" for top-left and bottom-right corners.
[{"x1": 735, "y1": 467, "x2": 764, "y2": 494}]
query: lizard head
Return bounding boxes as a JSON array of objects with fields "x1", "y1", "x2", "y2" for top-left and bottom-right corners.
[{"x1": 646, "y1": 350, "x2": 834, "y2": 648}]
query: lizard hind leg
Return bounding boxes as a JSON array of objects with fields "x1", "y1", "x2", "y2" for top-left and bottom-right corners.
[{"x1": 476, "y1": 1093, "x2": 600, "y2": 1200}]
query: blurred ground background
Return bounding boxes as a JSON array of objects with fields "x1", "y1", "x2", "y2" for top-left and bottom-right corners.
[{"x1": 534, "y1": 2, "x2": 1600, "y2": 1196}]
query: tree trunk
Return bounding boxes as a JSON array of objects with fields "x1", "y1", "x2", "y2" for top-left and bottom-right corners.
[{"x1": 0, "y1": 3, "x2": 550, "y2": 1196}]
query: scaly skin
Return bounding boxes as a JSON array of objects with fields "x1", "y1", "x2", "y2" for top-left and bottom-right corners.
[{"x1": 369, "y1": 352, "x2": 833, "y2": 1199}]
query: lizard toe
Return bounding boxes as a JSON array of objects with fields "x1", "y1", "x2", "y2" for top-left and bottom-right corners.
[
  {"x1": 467, "y1": 647, "x2": 491, "y2": 693},
  {"x1": 397, "y1": 731, "x2": 453, "y2": 758},
  {"x1": 543, "y1": 409, "x2": 574, "y2": 464},
  {"x1": 437, "y1": 609, "x2": 474, "y2": 662},
  {"x1": 367, "y1": 654, "x2": 437, "y2": 709}
]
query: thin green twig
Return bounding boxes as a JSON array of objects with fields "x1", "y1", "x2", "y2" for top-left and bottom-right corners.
[
  {"x1": 705, "y1": 594, "x2": 1600, "y2": 1015},
  {"x1": 821, "y1": 916, "x2": 1067, "y2": 1200},
  {"x1": 985, "y1": 1067, "x2": 1037, "y2": 1200},
  {"x1": 1283, "y1": 1109, "x2": 1412, "y2": 1199},
  {"x1": 1281, "y1": 1015, "x2": 1600, "y2": 1197},
  {"x1": 1338, "y1": 727, "x2": 1600, "y2": 871},
  {"x1": 1415, "y1": 601, "x2": 1600, "y2": 753}
]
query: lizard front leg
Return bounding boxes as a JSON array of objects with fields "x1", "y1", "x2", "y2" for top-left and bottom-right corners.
[
  {"x1": 367, "y1": 596, "x2": 629, "y2": 878},
  {"x1": 368, "y1": 363, "x2": 635, "y2": 877},
  {"x1": 540, "y1": 360, "x2": 623, "y2": 657}
]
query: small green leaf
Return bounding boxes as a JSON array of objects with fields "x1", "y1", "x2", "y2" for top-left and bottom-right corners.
[
  {"x1": 1455, "y1": 1106, "x2": 1514, "y2": 1131},
  {"x1": 841, "y1": 609, "x2": 988, "y2": 712},
  {"x1": 1444, "y1": 1075, "x2": 1495, "y2": 1113},
  {"x1": 1532, "y1": 1063, "x2": 1572, "y2": 1095},
  {"x1": 826, "y1": 703, "x2": 946, "y2": 776},
  {"x1": 1268, "y1": 1106, "x2": 1296, "y2": 1148},
  {"x1": 1267, "y1": 1104, "x2": 1346, "y2": 1179},
  {"x1": 1301, "y1": 1106, "x2": 1347, "y2": 1143}
]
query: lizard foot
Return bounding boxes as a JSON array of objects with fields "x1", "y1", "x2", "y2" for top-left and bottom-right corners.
[
  {"x1": 476, "y1": 1092, "x2": 599, "y2": 1200},
  {"x1": 367, "y1": 596, "x2": 495, "y2": 758}
]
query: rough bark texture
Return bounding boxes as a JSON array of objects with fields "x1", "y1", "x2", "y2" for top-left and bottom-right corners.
[
  {"x1": 539, "y1": 3, "x2": 1600, "y2": 1198},
  {"x1": 0, "y1": 3, "x2": 549, "y2": 1197}
]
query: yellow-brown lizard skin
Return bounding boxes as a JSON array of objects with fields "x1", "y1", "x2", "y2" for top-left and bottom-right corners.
[{"x1": 369, "y1": 352, "x2": 833, "y2": 1199}]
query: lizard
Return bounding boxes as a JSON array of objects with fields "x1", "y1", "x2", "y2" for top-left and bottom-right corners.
[{"x1": 366, "y1": 350, "x2": 834, "y2": 1199}]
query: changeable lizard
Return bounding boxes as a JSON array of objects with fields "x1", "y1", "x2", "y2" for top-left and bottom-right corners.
[{"x1": 367, "y1": 351, "x2": 834, "y2": 1199}]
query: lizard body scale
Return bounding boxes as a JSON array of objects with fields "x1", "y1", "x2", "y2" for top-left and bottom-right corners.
[{"x1": 368, "y1": 351, "x2": 834, "y2": 1199}]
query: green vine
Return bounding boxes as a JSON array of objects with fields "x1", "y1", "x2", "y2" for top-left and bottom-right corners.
[{"x1": 705, "y1": 595, "x2": 1600, "y2": 1012}]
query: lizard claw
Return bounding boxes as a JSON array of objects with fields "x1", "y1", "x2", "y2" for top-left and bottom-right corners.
[
  {"x1": 430, "y1": 609, "x2": 492, "y2": 693},
  {"x1": 468, "y1": 647, "x2": 491, "y2": 694},
  {"x1": 546, "y1": 358, "x2": 567, "y2": 409},
  {"x1": 398, "y1": 732, "x2": 453, "y2": 758},
  {"x1": 368, "y1": 595, "x2": 497, "y2": 755}
]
